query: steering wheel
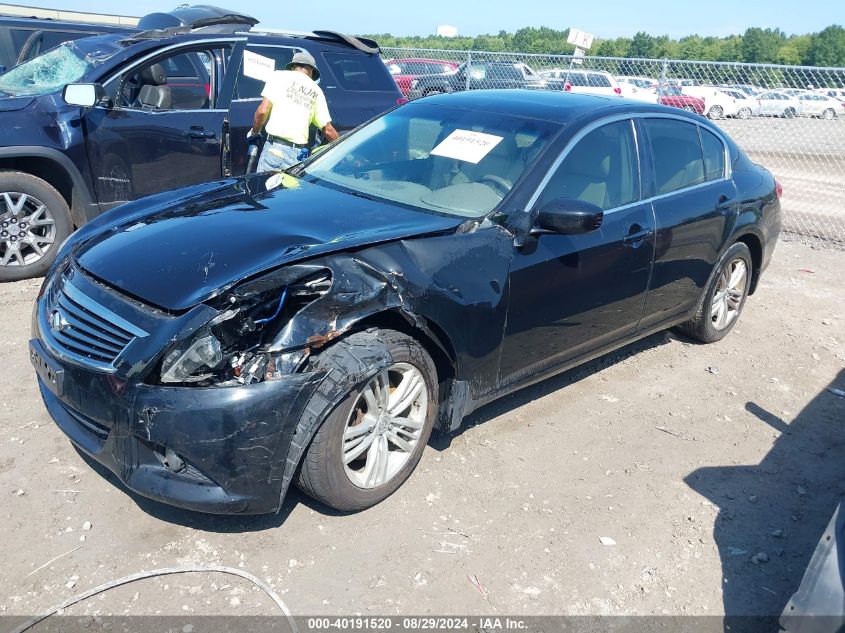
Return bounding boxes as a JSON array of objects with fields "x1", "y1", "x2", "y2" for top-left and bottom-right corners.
[{"x1": 479, "y1": 174, "x2": 513, "y2": 196}]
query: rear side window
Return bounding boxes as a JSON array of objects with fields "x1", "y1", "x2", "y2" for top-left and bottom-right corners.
[
  {"x1": 568, "y1": 73, "x2": 588, "y2": 87},
  {"x1": 644, "y1": 119, "x2": 706, "y2": 195},
  {"x1": 588, "y1": 73, "x2": 611, "y2": 87},
  {"x1": 699, "y1": 128, "x2": 726, "y2": 181},
  {"x1": 537, "y1": 119, "x2": 640, "y2": 211},
  {"x1": 323, "y1": 51, "x2": 396, "y2": 91},
  {"x1": 235, "y1": 45, "x2": 298, "y2": 100}
]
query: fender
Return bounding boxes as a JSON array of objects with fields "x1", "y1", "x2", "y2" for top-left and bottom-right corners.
[{"x1": 0, "y1": 146, "x2": 99, "y2": 226}]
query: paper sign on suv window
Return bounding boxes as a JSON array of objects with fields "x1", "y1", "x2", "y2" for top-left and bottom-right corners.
[
  {"x1": 243, "y1": 50, "x2": 275, "y2": 81},
  {"x1": 430, "y1": 129, "x2": 504, "y2": 164}
]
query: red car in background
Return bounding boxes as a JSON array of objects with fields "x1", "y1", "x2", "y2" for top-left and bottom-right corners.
[
  {"x1": 384, "y1": 58, "x2": 459, "y2": 96},
  {"x1": 658, "y1": 85, "x2": 706, "y2": 114}
]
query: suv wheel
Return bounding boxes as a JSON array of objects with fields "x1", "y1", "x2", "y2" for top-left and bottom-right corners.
[{"x1": 0, "y1": 171, "x2": 72, "y2": 282}]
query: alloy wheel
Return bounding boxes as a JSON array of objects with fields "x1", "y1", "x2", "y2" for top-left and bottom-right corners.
[
  {"x1": 709, "y1": 105, "x2": 723, "y2": 119},
  {"x1": 342, "y1": 362, "x2": 428, "y2": 489},
  {"x1": 711, "y1": 258, "x2": 747, "y2": 331},
  {"x1": 822, "y1": 109, "x2": 835, "y2": 120},
  {"x1": 738, "y1": 108, "x2": 751, "y2": 119},
  {"x1": 0, "y1": 192, "x2": 56, "y2": 267}
]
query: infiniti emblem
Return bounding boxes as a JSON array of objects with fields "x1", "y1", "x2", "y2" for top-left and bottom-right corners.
[{"x1": 50, "y1": 309, "x2": 69, "y2": 333}]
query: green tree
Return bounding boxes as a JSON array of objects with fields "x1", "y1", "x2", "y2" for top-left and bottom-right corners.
[
  {"x1": 809, "y1": 25, "x2": 845, "y2": 66},
  {"x1": 741, "y1": 27, "x2": 785, "y2": 63},
  {"x1": 629, "y1": 31, "x2": 657, "y2": 58}
]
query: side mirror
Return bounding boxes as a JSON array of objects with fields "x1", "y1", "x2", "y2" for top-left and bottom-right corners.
[
  {"x1": 62, "y1": 83, "x2": 106, "y2": 108},
  {"x1": 535, "y1": 198, "x2": 603, "y2": 235}
]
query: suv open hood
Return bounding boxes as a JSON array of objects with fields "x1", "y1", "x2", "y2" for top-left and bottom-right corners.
[{"x1": 75, "y1": 177, "x2": 464, "y2": 312}]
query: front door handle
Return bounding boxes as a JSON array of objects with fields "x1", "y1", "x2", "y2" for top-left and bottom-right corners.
[
  {"x1": 185, "y1": 127, "x2": 215, "y2": 139},
  {"x1": 623, "y1": 223, "x2": 650, "y2": 247}
]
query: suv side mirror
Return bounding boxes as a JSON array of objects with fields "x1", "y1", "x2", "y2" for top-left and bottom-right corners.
[
  {"x1": 63, "y1": 83, "x2": 107, "y2": 108},
  {"x1": 535, "y1": 198, "x2": 603, "y2": 235}
]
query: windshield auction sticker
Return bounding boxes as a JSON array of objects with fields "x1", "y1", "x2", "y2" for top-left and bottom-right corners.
[{"x1": 430, "y1": 129, "x2": 504, "y2": 164}]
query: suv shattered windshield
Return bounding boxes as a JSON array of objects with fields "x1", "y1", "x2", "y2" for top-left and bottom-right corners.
[
  {"x1": 300, "y1": 103, "x2": 559, "y2": 217},
  {"x1": 0, "y1": 41, "x2": 116, "y2": 97}
]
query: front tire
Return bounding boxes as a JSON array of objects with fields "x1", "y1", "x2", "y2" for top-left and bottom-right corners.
[
  {"x1": 822, "y1": 108, "x2": 836, "y2": 120},
  {"x1": 737, "y1": 107, "x2": 752, "y2": 120},
  {"x1": 678, "y1": 242, "x2": 752, "y2": 344},
  {"x1": 297, "y1": 329, "x2": 438, "y2": 511},
  {"x1": 0, "y1": 171, "x2": 72, "y2": 282},
  {"x1": 783, "y1": 108, "x2": 796, "y2": 118},
  {"x1": 708, "y1": 105, "x2": 724, "y2": 119}
]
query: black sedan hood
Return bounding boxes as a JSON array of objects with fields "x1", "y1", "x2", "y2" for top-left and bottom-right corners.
[{"x1": 76, "y1": 178, "x2": 464, "y2": 311}]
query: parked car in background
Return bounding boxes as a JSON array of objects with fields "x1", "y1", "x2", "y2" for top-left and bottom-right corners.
[
  {"x1": 815, "y1": 87, "x2": 845, "y2": 102},
  {"x1": 796, "y1": 93, "x2": 842, "y2": 119},
  {"x1": 721, "y1": 84, "x2": 763, "y2": 96},
  {"x1": 383, "y1": 57, "x2": 458, "y2": 96},
  {"x1": 658, "y1": 84, "x2": 705, "y2": 114},
  {"x1": 0, "y1": 7, "x2": 402, "y2": 281},
  {"x1": 617, "y1": 75, "x2": 657, "y2": 90},
  {"x1": 540, "y1": 68, "x2": 622, "y2": 96},
  {"x1": 779, "y1": 88, "x2": 809, "y2": 97},
  {"x1": 408, "y1": 60, "x2": 546, "y2": 97},
  {"x1": 682, "y1": 85, "x2": 738, "y2": 119},
  {"x1": 720, "y1": 89, "x2": 761, "y2": 119},
  {"x1": 0, "y1": 16, "x2": 133, "y2": 71},
  {"x1": 756, "y1": 91, "x2": 801, "y2": 117},
  {"x1": 30, "y1": 90, "x2": 782, "y2": 515}
]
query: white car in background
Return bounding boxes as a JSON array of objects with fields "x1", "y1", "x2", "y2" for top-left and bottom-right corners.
[
  {"x1": 540, "y1": 68, "x2": 622, "y2": 96},
  {"x1": 756, "y1": 91, "x2": 802, "y2": 118},
  {"x1": 780, "y1": 88, "x2": 810, "y2": 97},
  {"x1": 616, "y1": 76, "x2": 659, "y2": 102},
  {"x1": 681, "y1": 85, "x2": 738, "y2": 119},
  {"x1": 720, "y1": 89, "x2": 761, "y2": 119},
  {"x1": 796, "y1": 93, "x2": 842, "y2": 119},
  {"x1": 814, "y1": 88, "x2": 845, "y2": 103}
]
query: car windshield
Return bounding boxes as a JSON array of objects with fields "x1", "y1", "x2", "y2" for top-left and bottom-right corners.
[
  {"x1": 300, "y1": 103, "x2": 560, "y2": 218},
  {"x1": 0, "y1": 40, "x2": 116, "y2": 97}
]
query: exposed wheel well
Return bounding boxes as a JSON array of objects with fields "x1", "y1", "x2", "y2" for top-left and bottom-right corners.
[
  {"x1": 0, "y1": 157, "x2": 81, "y2": 227},
  {"x1": 735, "y1": 233, "x2": 763, "y2": 294},
  {"x1": 349, "y1": 310, "x2": 457, "y2": 390}
]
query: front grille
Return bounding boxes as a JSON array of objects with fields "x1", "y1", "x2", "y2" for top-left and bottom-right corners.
[{"x1": 41, "y1": 273, "x2": 148, "y2": 371}]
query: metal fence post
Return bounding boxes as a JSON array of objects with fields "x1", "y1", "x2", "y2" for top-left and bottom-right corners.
[{"x1": 466, "y1": 50, "x2": 472, "y2": 91}]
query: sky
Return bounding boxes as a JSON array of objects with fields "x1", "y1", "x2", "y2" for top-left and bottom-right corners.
[{"x1": 20, "y1": 0, "x2": 842, "y2": 38}]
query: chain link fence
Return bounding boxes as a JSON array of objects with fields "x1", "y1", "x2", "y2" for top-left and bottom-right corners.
[{"x1": 382, "y1": 47, "x2": 845, "y2": 250}]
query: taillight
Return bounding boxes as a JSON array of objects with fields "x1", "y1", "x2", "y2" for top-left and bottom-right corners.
[
  {"x1": 614, "y1": 87, "x2": 622, "y2": 95},
  {"x1": 564, "y1": 82, "x2": 571, "y2": 92},
  {"x1": 775, "y1": 181, "x2": 783, "y2": 199},
  {"x1": 396, "y1": 97, "x2": 409, "y2": 105}
]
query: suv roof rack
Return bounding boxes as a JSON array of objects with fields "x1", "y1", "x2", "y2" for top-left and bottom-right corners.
[{"x1": 247, "y1": 28, "x2": 380, "y2": 54}]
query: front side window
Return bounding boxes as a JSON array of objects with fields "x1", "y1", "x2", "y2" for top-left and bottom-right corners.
[
  {"x1": 644, "y1": 118, "x2": 706, "y2": 195},
  {"x1": 536, "y1": 119, "x2": 640, "y2": 211},
  {"x1": 115, "y1": 49, "x2": 218, "y2": 111},
  {"x1": 300, "y1": 103, "x2": 559, "y2": 218}
]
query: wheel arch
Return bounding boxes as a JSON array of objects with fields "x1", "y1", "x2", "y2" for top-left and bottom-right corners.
[
  {"x1": 0, "y1": 147, "x2": 97, "y2": 228},
  {"x1": 731, "y1": 230, "x2": 764, "y2": 295}
]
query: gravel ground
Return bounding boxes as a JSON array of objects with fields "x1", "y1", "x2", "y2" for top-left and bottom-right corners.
[{"x1": 0, "y1": 240, "x2": 843, "y2": 619}]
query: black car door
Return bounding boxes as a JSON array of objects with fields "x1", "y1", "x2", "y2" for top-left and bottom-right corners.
[
  {"x1": 82, "y1": 39, "x2": 244, "y2": 208},
  {"x1": 635, "y1": 116, "x2": 738, "y2": 330},
  {"x1": 498, "y1": 117, "x2": 656, "y2": 385}
]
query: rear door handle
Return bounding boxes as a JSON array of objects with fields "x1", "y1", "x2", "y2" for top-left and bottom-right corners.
[
  {"x1": 716, "y1": 194, "x2": 736, "y2": 211},
  {"x1": 185, "y1": 127, "x2": 215, "y2": 139},
  {"x1": 623, "y1": 223, "x2": 650, "y2": 247}
]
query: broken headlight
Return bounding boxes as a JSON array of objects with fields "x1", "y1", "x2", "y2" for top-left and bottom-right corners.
[
  {"x1": 153, "y1": 266, "x2": 332, "y2": 387},
  {"x1": 160, "y1": 334, "x2": 224, "y2": 384}
]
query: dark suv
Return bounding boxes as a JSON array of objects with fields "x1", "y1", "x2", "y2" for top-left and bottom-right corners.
[
  {"x1": 0, "y1": 7, "x2": 402, "y2": 281},
  {"x1": 407, "y1": 60, "x2": 547, "y2": 98},
  {"x1": 0, "y1": 16, "x2": 133, "y2": 72}
]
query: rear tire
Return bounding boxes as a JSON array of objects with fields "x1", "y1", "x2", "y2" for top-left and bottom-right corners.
[
  {"x1": 678, "y1": 242, "x2": 752, "y2": 344},
  {"x1": 297, "y1": 329, "x2": 438, "y2": 511},
  {"x1": 0, "y1": 171, "x2": 72, "y2": 282}
]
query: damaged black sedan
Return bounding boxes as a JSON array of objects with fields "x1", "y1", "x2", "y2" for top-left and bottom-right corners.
[{"x1": 30, "y1": 91, "x2": 781, "y2": 514}]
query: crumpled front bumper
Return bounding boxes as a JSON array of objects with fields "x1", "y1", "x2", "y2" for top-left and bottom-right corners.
[{"x1": 32, "y1": 338, "x2": 325, "y2": 515}]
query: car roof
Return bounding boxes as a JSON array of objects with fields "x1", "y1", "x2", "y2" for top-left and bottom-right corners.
[
  {"x1": 419, "y1": 89, "x2": 690, "y2": 123},
  {"x1": 0, "y1": 15, "x2": 131, "y2": 31}
]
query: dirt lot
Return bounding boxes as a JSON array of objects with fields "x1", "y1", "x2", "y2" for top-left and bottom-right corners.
[{"x1": 0, "y1": 240, "x2": 843, "y2": 619}]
